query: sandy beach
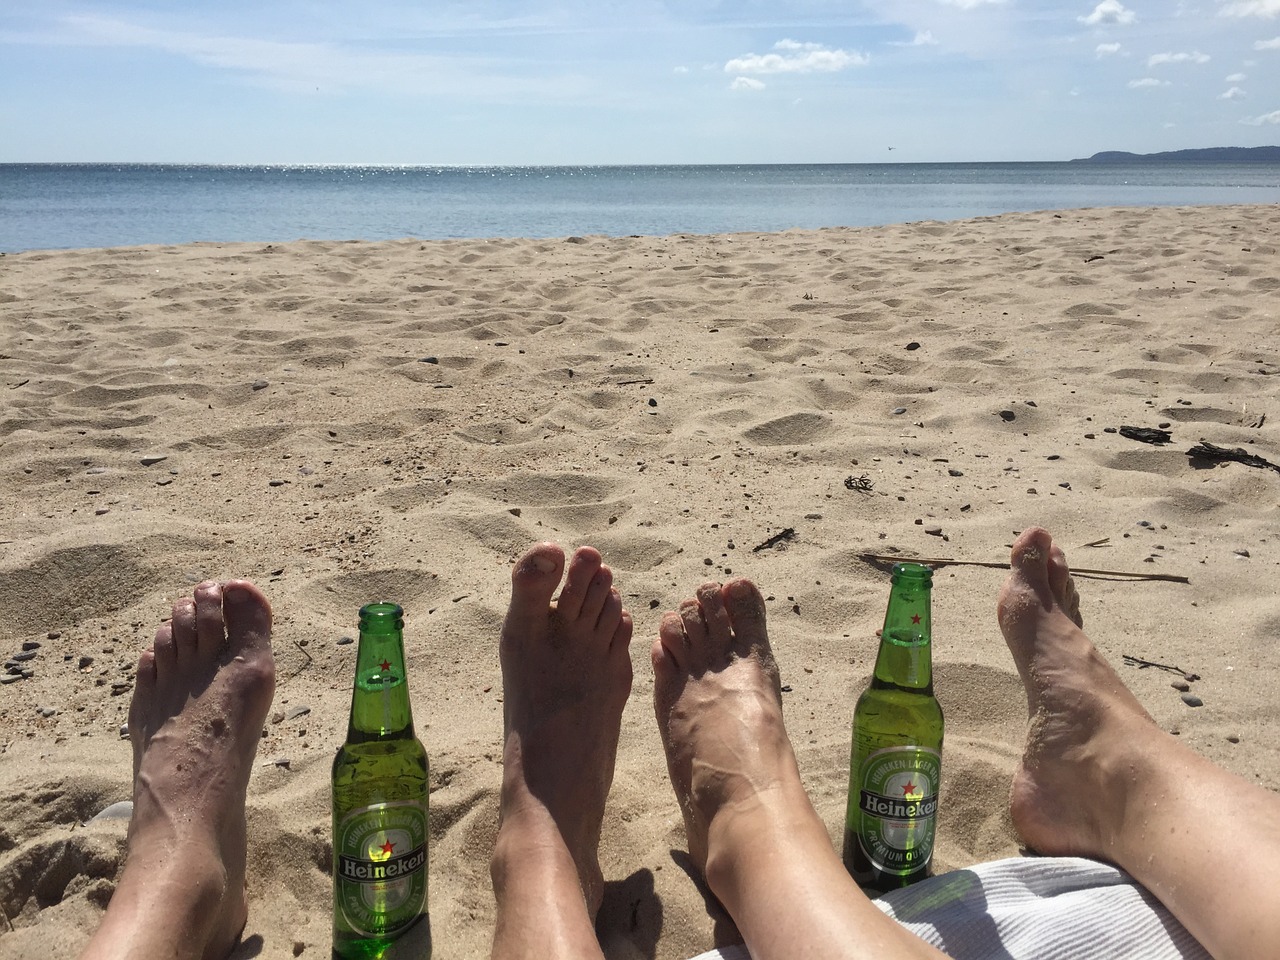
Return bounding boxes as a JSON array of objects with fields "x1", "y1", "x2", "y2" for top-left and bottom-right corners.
[{"x1": 2, "y1": 204, "x2": 1278, "y2": 960}]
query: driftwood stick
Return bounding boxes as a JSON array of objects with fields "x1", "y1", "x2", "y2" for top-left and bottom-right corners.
[{"x1": 854, "y1": 553, "x2": 1189, "y2": 584}]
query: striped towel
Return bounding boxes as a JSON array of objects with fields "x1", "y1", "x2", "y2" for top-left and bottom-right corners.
[{"x1": 688, "y1": 856, "x2": 1210, "y2": 960}]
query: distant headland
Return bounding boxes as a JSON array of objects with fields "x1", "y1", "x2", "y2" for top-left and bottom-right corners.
[{"x1": 1072, "y1": 146, "x2": 1280, "y2": 163}]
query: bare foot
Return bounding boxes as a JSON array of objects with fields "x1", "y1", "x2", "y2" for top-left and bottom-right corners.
[
  {"x1": 998, "y1": 527, "x2": 1155, "y2": 861},
  {"x1": 492, "y1": 544, "x2": 633, "y2": 919},
  {"x1": 651, "y1": 579, "x2": 805, "y2": 884},
  {"x1": 82, "y1": 580, "x2": 275, "y2": 960}
]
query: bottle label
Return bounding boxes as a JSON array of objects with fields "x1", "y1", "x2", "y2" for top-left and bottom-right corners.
[
  {"x1": 335, "y1": 800, "x2": 428, "y2": 938},
  {"x1": 855, "y1": 745, "x2": 940, "y2": 876}
]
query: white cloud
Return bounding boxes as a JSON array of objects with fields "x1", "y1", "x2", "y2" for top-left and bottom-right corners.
[
  {"x1": 1226, "y1": 72, "x2": 1248, "y2": 80},
  {"x1": 1219, "y1": 0, "x2": 1280, "y2": 16},
  {"x1": 1096, "y1": 42, "x2": 1123, "y2": 56},
  {"x1": 1129, "y1": 77, "x2": 1170, "y2": 87},
  {"x1": 1242, "y1": 109, "x2": 1280, "y2": 123},
  {"x1": 889, "y1": 30, "x2": 939, "y2": 46},
  {"x1": 936, "y1": 0, "x2": 1007, "y2": 7},
  {"x1": 673, "y1": 65, "x2": 689, "y2": 74},
  {"x1": 724, "y1": 40, "x2": 868, "y2": 75},
  {"x1": 1148, "y1": 50, "x2": 1211, "y2": 66},
  {"x1": 1080, "y1": 1, "x2": 1138, "y2": 26},
  {"x1": 730, "y1": 76, "x2": 766, "y2": 91},
  {"x1": 1219, "y1": 85, "x2": 1248, "y2": 98},
  {"x1": 1256, "y1": 36, "x2": 1280, "y2": 47}
]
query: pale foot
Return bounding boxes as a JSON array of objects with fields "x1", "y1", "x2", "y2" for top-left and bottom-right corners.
[
  {"x1": 82, "y1": 580, "x2": 275, "y2": 960},
  {"x1": 998, "y1": 527, "x2": 1155, "y2": 860},
  {"x1": 651, "y1": 579, "x2": 804, "y2": 885},
  {"x1": 491, "y1": 544, "x2": 633, "y2": 929}
]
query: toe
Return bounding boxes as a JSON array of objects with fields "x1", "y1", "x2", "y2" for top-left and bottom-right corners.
[
  {"x1": 723, "y1": 579, "x2": 769, "y2": 658},
  {"x1": 656, "y1": 612, "x2": 689, "y2": 671},
  {"x1": 677, "y1": 597, "x2": 710, "y2": 671},
  {"x1": 613, "y1": 610, "x2": 634, "y2": 652},
  {"x1": 222, "y1": 580, "x2": 273, "y2": 660},
  {"x1": 597, "y1": 586, "x2": 624, "y2": 637},
  {"x1": 694, "y1": 582, "x2": 734, "y2": 661},
  {"x1": 169, "y1": 598, "x2": 197, "y2": 670},
  {"x1": 507, "y1": 543, "x2": 566, "y2": 624},
  {"x1": 578, "y1": 565, "x2": 614, "y2": 628},
  {"x1": 193, "y1": 581, "x2": 226, "y2": 662},
  {"x1": 130, "y1": 648, "x2": 157, "y2": 771},
  {"x1": 556, "y1": 546, "x2": 604, "y2": 622}
]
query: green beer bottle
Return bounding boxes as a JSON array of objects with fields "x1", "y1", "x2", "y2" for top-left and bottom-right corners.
[
  {"x1": 842, "y1": 562, "x2": 944, "y2": 892},
  {"x1": 332, "y1": 603, "x2": 431, "y2": 959}
]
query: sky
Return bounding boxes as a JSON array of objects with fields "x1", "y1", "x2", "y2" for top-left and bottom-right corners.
[{"x1": 3, "y1": 0, "x2": 1279, "y2": 164}]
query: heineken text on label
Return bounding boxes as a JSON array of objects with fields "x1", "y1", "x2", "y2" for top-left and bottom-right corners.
[
  {"x1": 335, "y1": 801, "x2": 428, "y2": 938},
  {"x1": 855, "y1": 746, "x2": 940, "y2": 875}
]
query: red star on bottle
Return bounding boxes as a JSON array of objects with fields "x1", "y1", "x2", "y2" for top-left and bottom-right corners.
[
  {"x1": 379, "y1": 659, "x2": 392, "y2": 672},
  {"x1": 380, "y1": 840, "x2": 395, "y2": 855},
  {"x1": 901, "y1": 781, "x2": 918, "y2": 797},
  {"x1": 911, "y1": 614, "x2": 921, "y2": 624}
]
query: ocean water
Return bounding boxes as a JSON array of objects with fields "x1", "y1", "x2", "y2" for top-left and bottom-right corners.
[{"x1": 1, "y1": 161, "x2": 1278, "y2": 253}]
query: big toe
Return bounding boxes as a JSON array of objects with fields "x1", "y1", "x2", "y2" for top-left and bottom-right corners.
[
  {"x1": 723, "y1": 578, "x2": 769, "y2": 658},
  {"x1": 506, "y1": 542, "x2": 567, "y2": 623},
  {"x1": 222, "y1": 580, "x2": 273, "y2": 660}
]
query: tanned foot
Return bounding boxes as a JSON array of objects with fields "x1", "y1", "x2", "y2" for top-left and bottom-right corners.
[
  {"x1": 652, "y1": 579, "x2": 807, "y2": 884},
  {"x1": 493, "y1": 544, "x2": 634, "y2": 918},
  {"x1": 998, "y1": 527, "x2": 1156, "y2": 862},
  {"x1": 84, "y1": 580, "x2": 275, "y2": 960}
]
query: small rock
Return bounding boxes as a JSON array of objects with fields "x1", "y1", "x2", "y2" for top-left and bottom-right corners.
[
  {"x1": 48, "y1": 631, "x2": 61, "y2": 640},
  {"x1": 1233, "y1": 548, "x2": 1251, "y2": 558},
  {"x1": 924, "y1": 525, "x2": 944, "y2": 537},
  {"x1": 87, "y1": 801, "x2": 134, "y2": 824},
  {"x1": 285, "y1": 705, "x2": 312, "y2": 721},
  {"x1": 1024, "y1": 400, "x2": 1038, "y2": 407},
  {"x1": 647, "y1": 398, "x2": 658, "y2": 407},
  {"x1": 337, "y1": 636, "x2": 354, "y2": 646},
  {"x1": 1058, "y1": 482, "x2": 1071, "y2": 489},
  {"x1": 110, "y1": 680, "x2": 133, "y2": 695},
  {"x1": 1180, "y1": 693, "x2": 1204, "y2": 708},
  {"x1": 1, "y1": 674, "x2": 23, "y2": 684},
  {"x1": 892, "y1": 407, "x2": 907, "y2": 415},
  {"x1": 999, "y1": 410, "x2": 1016, "y2": 422},
  {"x1": 22, "y1": 641, "x2": 41, "y2": 651},
  {"x1": 87, "y1": 466, "x2": 107, "y2": 475},
  {"x1": 95, "y1": 507, "x2": 110, "y2": 516},
  {"x1": 36, "y1": 705, "x2": 56, "y2": 718},
  {"x1": 1226, "y1": 734, "x2": 1241, "y2": 744},
  {"x1": 419, "y1": 356, "x2": 439, "y2": 364},
  {"x1": 508, "y1": 507, "x2": 522, "y2": 517},
  {"x1": 948, "y1": 468, "x2": 963, "y2": 477},
  {"x1": 268, "y1": 479, "x2": 287, "y2": 487},
  {"x1": 140, "y1": 455, "x2": 167, "y2": 466},
  {"x1": 905, "y1": 341, "x2": 921, "y2": 351},
  {"x1": 12, "y1": 650, "x2": 37, "y2": 662},
  {"x1": 251, "y1": 379, "x2": 269, "y2": 391},
  {"x1": 1171, "y1": 680, "x2": 1190, "y2": 692},
  {"x1": 271, "y1": 711, "x2": 285, "y2": 725},
  {"x1": 293, "y1": 942, "x2": 306, "y2": 957},
  {"x1": 119, "y1": 724, "x2": 129, "y2": 738},
  {"x1": 79, "y1": 655, "x2": 95, "y2": 669}
]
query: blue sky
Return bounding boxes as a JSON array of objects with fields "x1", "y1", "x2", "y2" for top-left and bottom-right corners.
[{"x1": 3, "y1": 0, "x2": 1279, "y2": 163}]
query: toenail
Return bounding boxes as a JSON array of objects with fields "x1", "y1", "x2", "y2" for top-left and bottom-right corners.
[{"x1": 527, "y1": 553, "x2": 557, "y2": 574}]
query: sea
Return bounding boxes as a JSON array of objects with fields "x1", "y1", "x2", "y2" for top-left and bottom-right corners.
[{"x1": 2, "y1": 161, "x2": 1278, "y2": 254}]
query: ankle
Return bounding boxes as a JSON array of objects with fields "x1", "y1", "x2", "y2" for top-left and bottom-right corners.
[{"x1": 702, "y1": 780, "x2": 822, "y2": 900}]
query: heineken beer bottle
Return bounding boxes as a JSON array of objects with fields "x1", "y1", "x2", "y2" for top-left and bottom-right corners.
[
  {"x1": 842, "y1": 562, "x2": 944, "y2": 892},
  {"x1": 332, "y1": 603, "x2": 430, "y2": 958}
]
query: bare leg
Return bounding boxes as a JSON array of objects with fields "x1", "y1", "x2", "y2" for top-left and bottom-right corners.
[
  {"x1": 1000, "y1": 526, "x2": 1280, "y2": 960},
  {"x1": 490, "y1": 544, "x2": 634, "y2": 960},
  {"x1": 652, "y1": 580, "x2": 946, "y2": 960},
  {"x1": 79, "y1": 580, "x2": 275, "y2": 960}
]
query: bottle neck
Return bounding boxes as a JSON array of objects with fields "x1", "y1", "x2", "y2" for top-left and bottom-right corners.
[
  {"x1": 872, "y1": 567, "x2": 934, "y2": 693},
  {"x1": 346, "y1": 629, "x2": 416, "y2": 742}
]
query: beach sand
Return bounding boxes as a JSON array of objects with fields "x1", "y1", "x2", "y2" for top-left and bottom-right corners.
[{"x1": 2, "y1": 204, "x2": 1278, "y2": 959}]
